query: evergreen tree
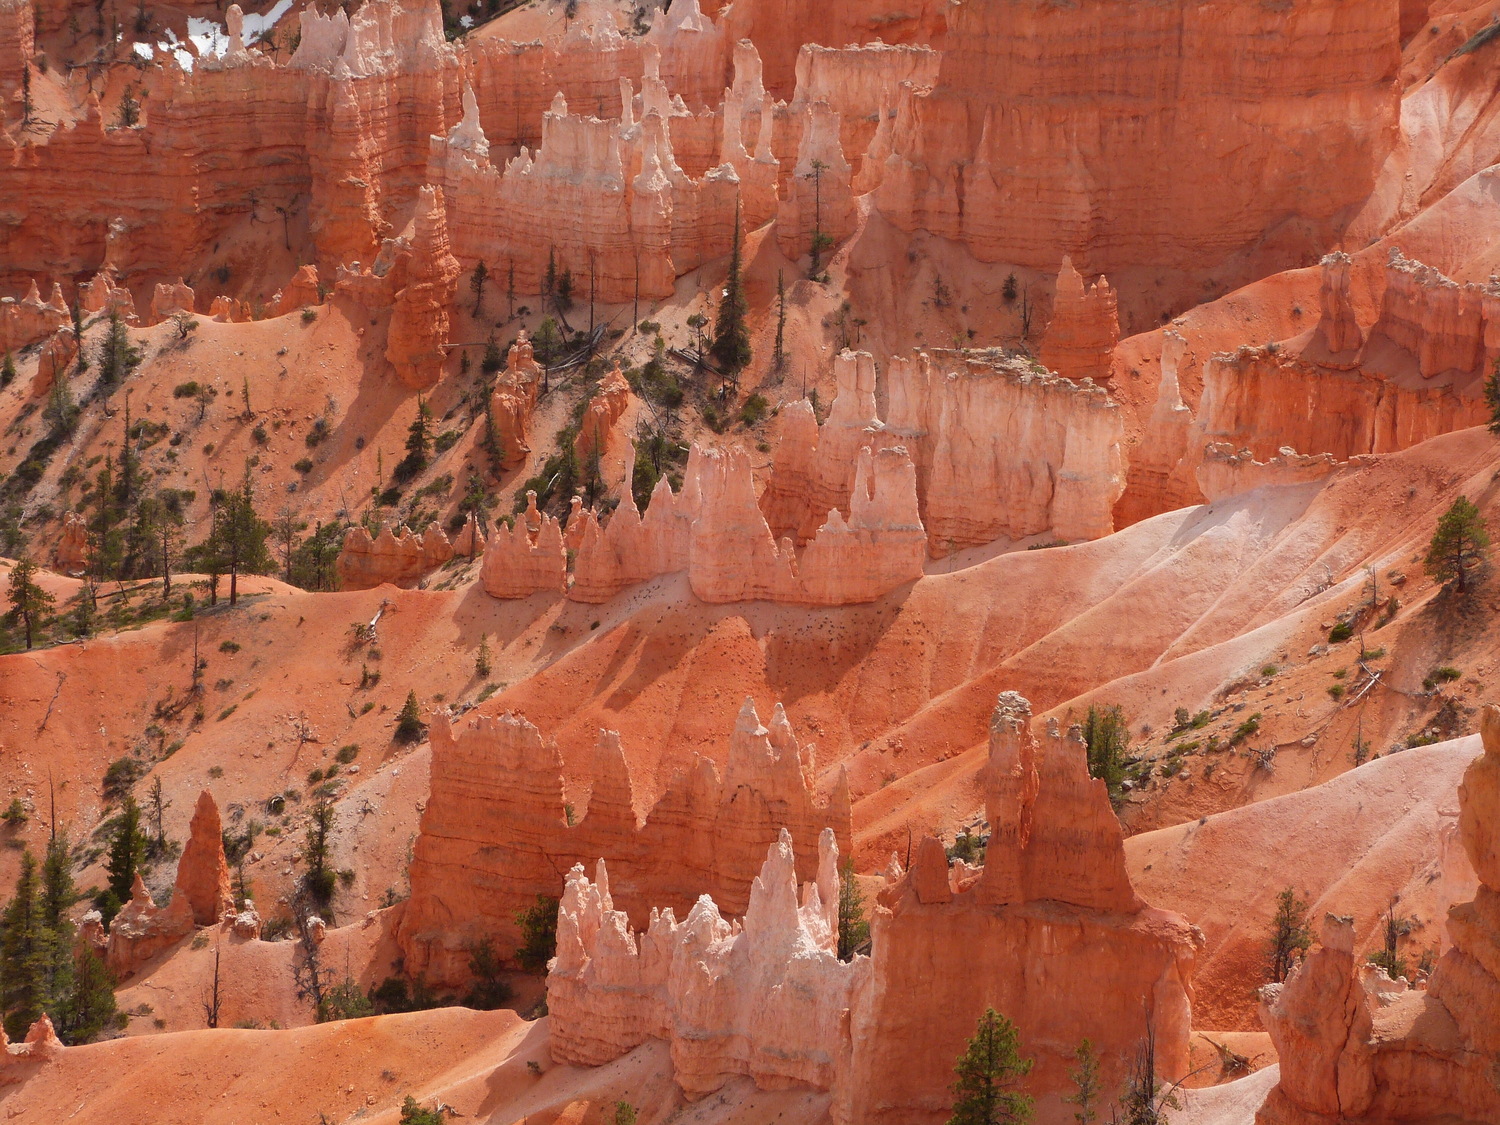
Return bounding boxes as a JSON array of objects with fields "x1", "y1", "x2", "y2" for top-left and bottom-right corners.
[
  {"x1": 395, "y1": 691, "x2": 425, "y2": 744},
  {"x1": 543, "y1": 248, "x2": 557, "y2": 307},
  {"x1": 1265, "y1": 886, "x2": 1313, "y2": 983},
  {"x1": 711, "y1": 196, "x2": 751, "y2": 377},
  {"x1": 1065, "y1": 1039, "x2": 1102, "y2": 1125},
  {"x1": 396, "y1": 396, "x2": 433, "y2": 482},
  {"x1": 1081, "y1": 704, "x2": 1130, "y2": 810},
  {"x1": 948, "y1": 1008, "x2": 1034, "y2": 1125},
  {"x1": 772, "y1": 270, "x2": 787, "y2": 373},
  {"x1": 303, "y1": 801, "x2": 336, "y2": 909},
  {"x1": 5, "y1": 556, "x2": 56, "y2": 650},
  {"x1": 1486, "y1": 360, "x2": 1500, "y2": 436},
  {"x1": 1426, "y1": 495, "x2": 1490, "y2": 594},
  {"x1": 557, "y1": 267, "x2": 574, "y2": 313},
  {"x1": 95, "y1": 310, "x2": 141, "y2": 389},
  {"x1": 206, "y1": 465, "x2": 274, "y2": 606},
  {"x1": 837, "y1": 856, "x2": 869, "y2": 961},
  {"x1": 96, "y1": 797, "x2": 146, "y2": 928},
  {"x1": 57, "y1": 947, "x2": 119, "y2": 1045},
  {"x1": 70, "y1": 302, "x2": 88, "y2": 374},
  {"x1": 0, "y1": 352, "x2": 15, "y2": 388},
  {"x1": 90, "y1": 455, "x2": 124, "y2": 582},
  {"x1": 0, "y1": 851, "x2": 47, "y2": 1040},
  {"x1": 116, "y1": 86, "x2": 140, "y2": 128},
  {"x1": 42, "y1": 375, "x2": 79, "y2": 437},
  {"x1": 481, "y1": 335, "x2": 504, "y2": 375},
  {"x1": 471, "y1": 260, "x2": 489, "y2": 317},
  {"x1": 39, "y1": 832, "x2": 80, "y2": 1016}
]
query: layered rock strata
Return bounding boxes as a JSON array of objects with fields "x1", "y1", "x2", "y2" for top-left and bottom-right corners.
[
  {"x1": 1256, "y1": 704, "x2": 1500, "y2": 1125},
  {"x1": 1039, "y1": 257, "x2": 1120, "y2": 384},
  {"x1": 398, "y1": 698, "x2": 851, "y2": 985},
  {"x1": 336, "y1": 523, "x2": 457, "y2": 590}
]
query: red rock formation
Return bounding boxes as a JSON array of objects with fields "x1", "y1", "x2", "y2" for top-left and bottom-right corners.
[
  {"x1": 398, "y1": 698, "x2": 850, "y2": 985},
  {"x1": 775, "y1": 100, "x2": 855, "y2": 265},
  {"x1": 1364, "y1": 248, "x2": 1499, "y2": 380},
  {"x1": 385, "y1": 185, "x2": 461, "y2": 390},
  {"x1": 272, "y1": 265, "x2": 322, "y2": 316},
  {"x1": 1257, "y1": 704, "x2": 1500, "y2": 1125},
  {"x1": 1314, "y1": 251, "x2": 1362, "y2": 356},
  {"x1": 335, "y1": 524, "x2": 454, "y2": 590},
  {"x1": 31, "y1": 328, "x2": 77, "y2": 401},
  {"x1": 1196, "y1": 443, "x2": 1346, "y2": 503},
  {"x1": 574, "y1": 364, "x2": 632, "y2": 464},
  {"x1": 0, "y1": 280, "x2": 69, "y2": 355},
  {"x1": 80, "y1": 269, "x2": 138, "y2": 322},
  {"x1": 479, "y1": 494, "x2": 566, "y2": 598},
  {"x1": 148, "y1": 278, "x2": 196, "y2": 324},
  {"x1": 0, "y1": 0, "x2": 34, "y2": 87},
  {"x1": 52, "y1": 512, "x2": 87, "y2": 572},
  {"x1": 105, "y1": 873, "x2": 194, "y2": 978},
  {"x1": 176, "y1": 791, "x2": 234, "y2": 927},
  {"x1": 1039, "y1": 256, "x2": 1120, "y2": 383},
  {"x1": 837, "y1": 693, "x2": 1199, "y2": 1125},
  {"x1": 549, "y1": 828, "x2": 855, "y2": 1095},
  {"x1": 486, "y1": 330, "x2": 543, "y2": 472}
]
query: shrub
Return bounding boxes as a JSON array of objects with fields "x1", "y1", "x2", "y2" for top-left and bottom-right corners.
[
  {"x1": 335, "y1": 744, "x2": 359, "y2": 764},
  {"x1": 293, "y1": 458, "x2": 313, "y2": 474},
  {"x1": 739, "y1": 393, "x2": 769, "y2": 427},
  {"x1": 1433, "y1": 666, "x2": 1462, "y2": 683},
  {"x1": 1260, "y1": 664, "x2": 1277, "y2": 678},
  {"x1": 219, "y1": 640, "x2": 241, "y2": 653},
  {"x1": 300, "y1": 308, "x2": 318, "y2": 324},
  {"x1": 1327, "y1": 684, "x2": 1345, "y2": 700},
  {"x1": 1230, "y1": 712, "x2": 1261, "y2": 744},
  {"x1": 1360, "y1": 647, "x2": 1386, "y2": 662},
  {"x1": 464, "y1": 939, "x2": 515, "y2": 1010},
  {"x1": 1328, "y1": 621, "x2": 1353, "y2": 643},
  {"x1": 172, "y1": 381, "x2": 201, "y2": 398},
  {"x1": 1, "y1": 799, "x2": 28, "y2": 826}
]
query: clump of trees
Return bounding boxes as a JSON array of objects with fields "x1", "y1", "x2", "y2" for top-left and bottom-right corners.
[
  {"x1": 514, "y1": 894, "x2": 558, "y2": 974},
  {"x1": 1081, "y1": 705, "x2": 1131, "y2": 809},
  {"x1": 1, "y1": 834, "x2": 122, "y2": 1043}
]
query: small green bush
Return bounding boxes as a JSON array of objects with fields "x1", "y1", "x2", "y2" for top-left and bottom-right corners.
[
  {"x1": 172, "y1": 381, "x2": 201, "y2": 398},
  {"x1": 1327, "y1": 684, "x2": 1345, "y2": 700},
  {"x1": 1329, "y1": 622, "x2": 1354, "y2": 643},
  {"x1": 1260, "y1": 664, "x2": 1278, "y2": 678},
  {"x1": 336, "y1": 744, "x2": 359, "y2": 764},
  {"x1": 1433, "y1": 666, "x2": 1462, "y2": 682},
  {"x1": 1361, "y1": 647, "x2": 1387, "y2": 662},
  {"x1": 293, "y1": 458, "x2": 313, "y2": 474},
  {"x1": 219, "y1": 640, "x2": 241, "y2": 653}
]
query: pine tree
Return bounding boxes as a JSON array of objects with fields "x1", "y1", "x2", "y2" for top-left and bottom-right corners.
[
  {"x1": 948, "y1": 1008, "x2": 1034, "y2": 1125},
  {"x1": 0, "y1": 352, "x2": 15, "y2": 388},
  {"x1": 42, "y1": 375, "x2": 79, "y2": 437},
  {"x1": 475, "y1": 633, "x2": 492, "y2": 677},
  {"x1": 395, "y1": 691, "x2": 425, "y2": 744},
  {"x1": 39, "y1": 833, "x2": 81, "y2": 1038},
  {"x1": 207, "y1": 464, "x2": 274, "y2": 606},
  {"x1": 837, "y1": 856, "x2": 869, "y2": 961},
  {"x1": 396, "y1": 396, "x2": 434, "y2": 482},
  {"x1": 303, "y1": 801, "x2": 336, "y2": 908},
  {"x1": 57, "y1": 947, "x2": 119, "y2": 1045},
  {"x1": 1426, "y1": 495, "x2": 1490, "y2": 594},
  {"x1": 96, "y1": 310, "x2": 141, "y2": 388},
  {"x1": 70, "y1": 302, "x2": 88, "y2": 374},
  {"x1": 0, "y1": 851, "x2": 47, "y2": 1040},
  {"x1": 1065, "y1": 1039, "x2": 1102, "y2": 1125},
  {"x1": 96, "y1": 796, "x2": 146, "y2": 927},
  {"x1": 5, "y1": 556, "x2": 56, "y2": 650},
  {"x1": 1265, "y1": 886, "x2": 1313, "y2": 983},
  {"x1": 471, "y1": 260, "x2": 489, "y2": 317},
  {"x1": 711, "y1": 195, "x2": 751, "y2": 377},
  {"x1": 772, "y1": 270, "x2": 787, "y2": 373},
  {"x1": 1081, "y1": 704, "x2": 1129, "y2": 810},
  {"x1": 1485, "y1": 360, "x2": 1500, "y2": 436}
]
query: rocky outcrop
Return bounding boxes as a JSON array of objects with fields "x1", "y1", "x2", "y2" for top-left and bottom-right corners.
[
  {"x1": 575, "y1": 364, "x2": 632, "y2": 464},
  {"x1": 0, "y1": 280, "x2": 69, "y2": 355},
  {"x1": 488, "y1": 331, "x2": 543, "y2": 472},
  {"x1": 775, "y1": 100, "x2": 856, "y2": 264},
  {"x1": 0, "y1": 0, "x2": 34, "y2": 88},
  {"x1": 1039, "y1": 257, "x2": 1119, "y2": 384},
  {"x1": 548, "y1": 828, "x2": 858, "y2": 1096},
  {"x1": 176, "y1": 791, "x2": 235, "y2": 927},
  {"x1": 398, "y1": 697, "x2": 851, "y2": 985},
  {"x1": 32, "y1": 329, "x2": 78, "y2": 401},
  {"x1": 336, "y1": 524, "x2": 455, "y2": 590},
  {"x1": 1196, "y1": 443, "x2": 1347, "y2": 502},
  {"x1": 1256, "y1": 703, "x2": 1500, "y2": 1125},
  {"x1": 53, "y1": 512, "x2": 88, "y2": 572},
  {"x1": 884, "y1": 349, "x2": 1126, "y2": 550},
  {"x1": 79, "y1": 269, "x2": 137, "y2": 322},
  {"x1": 272, "y1": 265, "x2": 323, "y2": 316},
  {"x1": 837, "y1": 693, "x2": 1200, "y2": 1125},
  {"x1": 1363, "y1": 249, "x2": 1500, "y2": 380},
  {"x1": 1314, "y1": 251, "x2": 1361, "y2": 356},
  {"x1": 149, "y1": 278, "x2": 196, "y2": 324},
  {"x1": 385, "y1": 185, "x2": 461, "y2": 390},
  {"x1": 105, "y1": 873, "x2": 194, "y2": 978},
  {"x1": 479, "y1": 493, "x2": 567, "y2": 598}
]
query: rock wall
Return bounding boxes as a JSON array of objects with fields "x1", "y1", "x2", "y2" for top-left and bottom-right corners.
[
  {"x1": 548, "y1": 829, "x2": 858, "y2": 1096},
  {"x1": 383, "y1": 185, "x2": 461, "y2": 390},
  {"x1": 479, "y1": 492, "x2": 567, "y2": 598},
  {"x1": 0, "y1": 281, "x2": 69, "y2": 355},
  {"x1": 884, "y1": 348, "x2": 1126, "y2": 549},
  {"x1": 1256, "y1": 703, "x2": 1500, "y2": 1125},
  {"x1": 1363, "y1": 248, "x2": 1500, "y2": 381},
  {"x1": 398, "y1": 697, "x2": 851, "y2": 985},
  {"x1": 869, "y1": 0, "x2": 1398, "y2": 287}
]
